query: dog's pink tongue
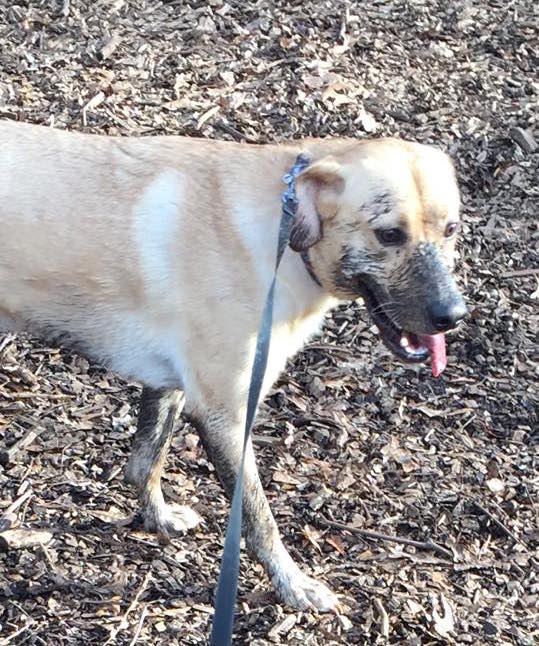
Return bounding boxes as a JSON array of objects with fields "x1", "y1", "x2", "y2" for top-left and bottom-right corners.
[{"x1": 417, "y1": 333, "x2": 447, "y2": 377}]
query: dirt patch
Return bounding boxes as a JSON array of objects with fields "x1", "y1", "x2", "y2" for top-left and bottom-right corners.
[{"x1": 0, "y1": 1, "x2": 537, "y2": 644}]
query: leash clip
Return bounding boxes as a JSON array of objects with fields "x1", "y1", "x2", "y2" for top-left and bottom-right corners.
[{"x1": 281, "y1": 152, "x2": 311, "y2": 202}]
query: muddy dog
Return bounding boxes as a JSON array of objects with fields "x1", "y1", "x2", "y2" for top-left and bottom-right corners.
[{"x1": 0, "y1": 120, "x2": 466, "y2": 611}]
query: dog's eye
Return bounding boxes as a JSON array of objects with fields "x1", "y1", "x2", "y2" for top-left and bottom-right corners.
[
  {"x1": 375, "y1": 228, "x2": 407, "y2": 246},
  {"x1": 445, "y1": 222, "x2": 461, "y2": 238}
]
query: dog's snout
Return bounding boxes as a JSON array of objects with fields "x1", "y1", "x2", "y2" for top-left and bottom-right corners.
[{"x1": 428, "y1": 298, "x2": 467, "y2": 332}]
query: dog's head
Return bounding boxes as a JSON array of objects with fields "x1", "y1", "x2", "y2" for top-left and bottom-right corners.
[{"x1": 293, "y1": 139, "x2": 466, "y2": 376}]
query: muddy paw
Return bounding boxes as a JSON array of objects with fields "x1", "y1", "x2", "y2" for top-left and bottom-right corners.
[
  {"x1": 142, "y1": 503, "x2": 202, "y2": 540},
  {"x1": 273, "y1": 569, "x2": 340, "y2": 612}
]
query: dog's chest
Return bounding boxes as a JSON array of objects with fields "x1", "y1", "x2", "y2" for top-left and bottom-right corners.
[
  {"x1": 262, "y1": 305, "x2": 328, "y2": 396},
  {"x1": 252, "y1": 260, "x2": 337, "y2": 397}
]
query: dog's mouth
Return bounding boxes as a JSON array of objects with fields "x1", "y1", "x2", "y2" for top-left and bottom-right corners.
[{"x1": 359, "y1": 279, "x2": 447, "y2": 377}]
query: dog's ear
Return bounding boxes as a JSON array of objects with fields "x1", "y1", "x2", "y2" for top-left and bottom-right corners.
[{"x1": 290, "y1": 158, "x2": 344, "y2": 252}]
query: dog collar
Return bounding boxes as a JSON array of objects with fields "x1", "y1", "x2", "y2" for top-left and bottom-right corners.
[
  {"x1": 300, "y1": 250, "x2": 322, "y2": 287},
  {"x1": 282, "y1": 154, "x2": 322, "y2": 287}
]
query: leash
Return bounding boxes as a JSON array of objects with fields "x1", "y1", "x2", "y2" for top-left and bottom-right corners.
[{"x1": 210, "y1": 153, "x2": 311, "y2": 646}]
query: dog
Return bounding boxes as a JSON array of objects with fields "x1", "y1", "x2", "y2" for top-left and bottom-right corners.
[{"x1": 0, "y1": 120, "x2": 466, "y2": 611}]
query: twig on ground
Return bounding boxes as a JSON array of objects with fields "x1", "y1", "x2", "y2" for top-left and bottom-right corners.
[
  {"x1": 121, "y1": 571, "x2": 152, "y2": 626},
  {"x1": 217, "y1": 122, "x2": 259, "y2": 144},
  {"x1": 0, "y1": 620, "x2": 34, "y2": 646},
  {"x1": 0, "y1": 488, "x2": 33, "y2": 531},
  {"x1": 319, "y1": 515, "x2": 454, "y2": 560},
  {"x1": 468, "y1": 497, "x2": 527, "y2": 548},
  {"x1": 105, "y1": 571, "x2": 152, "y2": 645},
  {"x1": 40, "y1": 542, "x2": 59, "y2": 572},
  {"x1": 128, "y1": 605, "x2": 149, "y2": 646},
  {"x1": 373, "y1": 598, "x2": 390, "y2": 638},
  {"x1": 502, "y1": 268, "x2": 539, "y2": 278},
  {"x1": 4, "y1": 487, "x2": 32, "y2": 515}
]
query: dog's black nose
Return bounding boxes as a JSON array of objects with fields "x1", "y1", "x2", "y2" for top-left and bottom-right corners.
[{"x1": 428, "y1": 299, "x2": 467, "y2": 332}]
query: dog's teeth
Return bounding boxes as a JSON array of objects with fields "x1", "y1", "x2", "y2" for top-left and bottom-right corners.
[{"x1": 400, "y1": 336, "x2": 409, "y2": 348}]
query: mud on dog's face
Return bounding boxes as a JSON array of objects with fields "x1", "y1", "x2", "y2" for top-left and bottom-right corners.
[{"x1": 292, "y1": 139, "x2": 467, "y2": 376}]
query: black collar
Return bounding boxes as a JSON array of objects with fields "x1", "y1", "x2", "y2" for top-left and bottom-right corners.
[
  {"x1": 282, "y1": 154, "x2": 322, "y2": 288},
  {"x1": 300, "y1": 250, "x2": 322, "y2": 287}
]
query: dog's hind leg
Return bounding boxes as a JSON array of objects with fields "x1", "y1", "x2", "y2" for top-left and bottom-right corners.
[
  {"x1": 125, "y1": 386, "x2": 201, "y2": 539},
  {"x1": 192, "y1": 409, "x2": 339, "y2": 612}
]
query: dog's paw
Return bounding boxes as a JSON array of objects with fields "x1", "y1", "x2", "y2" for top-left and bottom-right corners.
[
  {"x1": 143, "y1": 503, "x2": 202, "y2": 540},
  {"x1": 273, "y1": 569, "x2": 340, "y2": 613}
]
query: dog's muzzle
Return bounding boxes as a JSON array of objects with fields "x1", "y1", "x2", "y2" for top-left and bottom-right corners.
[{"x1": 359, "y1": 244, "x2": 467, "y2": 377}]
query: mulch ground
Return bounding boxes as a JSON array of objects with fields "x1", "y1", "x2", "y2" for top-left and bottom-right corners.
[{"x1": 0, "y1": 1, "x2": 537, "y2": 644}]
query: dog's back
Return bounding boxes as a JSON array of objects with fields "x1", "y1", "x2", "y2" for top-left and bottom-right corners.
[
  {"x1": 0, "y1": 121, "x2": 325, "y2": 394},
  {"x1": 0, "y1": 122, "x2": 187, "y2": 385}
]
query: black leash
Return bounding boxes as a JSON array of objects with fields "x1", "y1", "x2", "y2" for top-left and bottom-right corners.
[{"x1": 210, "y1": 153, "x2": 311, "y2": 646}]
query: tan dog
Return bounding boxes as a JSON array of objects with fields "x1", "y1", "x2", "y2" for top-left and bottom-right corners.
[{"x1": 0, "y1": 120, "x2": 466, "y2": 611}]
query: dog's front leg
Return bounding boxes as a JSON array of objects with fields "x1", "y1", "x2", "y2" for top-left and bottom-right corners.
[
  {"x1": 194, "y1": 409, "x2": 339, "y2": 612},
  {"x1": 125, "y1": 386, "x2": 201, "y2": 539}
]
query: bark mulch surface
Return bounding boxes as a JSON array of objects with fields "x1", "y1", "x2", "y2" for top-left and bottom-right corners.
[{"x1": 0, "y1": 1, "x2": 537, "y2": 644}]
